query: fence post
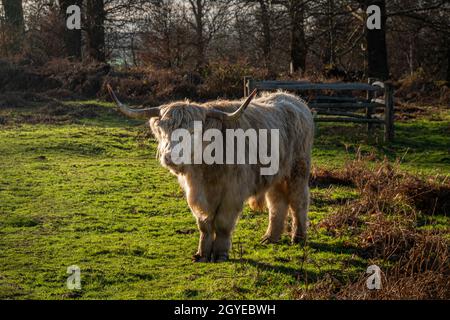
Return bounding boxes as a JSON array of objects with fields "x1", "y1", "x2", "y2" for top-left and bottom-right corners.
[
  {"x1": 384, "y1": 82, "x2": 395, "y2": 143},
  {"x1": 243, "y1": 76, "x2": 252, "y2": 97},
  {"x1": 248, "y1": 78, "x2": 255, "y2": 95},
  {"x1": 366, "y1": 78, "x2": 376, "y2": 136}
]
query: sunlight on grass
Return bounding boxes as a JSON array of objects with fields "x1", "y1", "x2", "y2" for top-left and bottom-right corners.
[{"x1": 0, "y1": 101, "x2": 448, "y2": 299}]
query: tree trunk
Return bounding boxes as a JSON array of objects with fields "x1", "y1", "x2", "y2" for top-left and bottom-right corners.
[
  {"x1": 258, "y1": 0, "x2": 272, "y2": 71},
  {"x1": 86, "y1": 0, "x2": 106, "y2": 62},
  {"x1": 193, "y1": 0, "x2": 206, "y2": 71},
  {"x1": 2, "y1": 0, "x2": 24, "y2": 54},
  {"x1": 289, "y1": 0, "x2": 307, "y2": 74},
  {"x1": 365, "y1": 0, "x2": 389, "y2": 80},
  {"x1": 60, "y1": 0, "x2": 82, "y2": 60},
  {"x1": 326, "y1": 0, "x2": 335, "y2": 66},
  {"x1": 446, "y1": 36, "x2": 450, "y2": 84},
  {"x1": 187, "y1": 0, "x2": 207, "y2": 71}
]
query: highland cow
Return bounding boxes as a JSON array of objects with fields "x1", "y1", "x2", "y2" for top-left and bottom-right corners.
[{"x1": 108, "y1": 85, "x2": 314, "y2": 262}]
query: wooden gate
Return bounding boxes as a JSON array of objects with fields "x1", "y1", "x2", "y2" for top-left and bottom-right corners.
[{"x1": 243, "y1": 77, "x2": 395, "y2": 142}]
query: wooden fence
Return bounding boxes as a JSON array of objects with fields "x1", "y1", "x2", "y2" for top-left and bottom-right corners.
[{"x1": 243, "y1": 77, "x2": 395, "y2": 142}]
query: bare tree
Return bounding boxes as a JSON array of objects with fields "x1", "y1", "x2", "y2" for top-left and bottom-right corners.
[
  {"x1": 140, "y1": 0, "x2": 191, "y2": 68},
  {"x1": 187, "y1": 0, "x2": 206, "y2": 69},
  {"x1": 387, "y1": 0, "x2": 450, "y2": 81},
  {"x1": 59, "y1": 0, "x2": 82, "y2": 60},
  {"x1": 183, "y1": 0, "x2": 231, "y2": 71},
  {"x1": 287, "y1": 0, "x2": 308, "y2": 74},
  {"x1": 86, "y1": 0, "x2": 106, "y2": 62},
  {"x1": 257, "y1": 0, "x2": 272, "y2": 69},
  {"x1": 1, "y1": 0, "x2": 24, "y2": 54},
  {"x1": 447, "y1": 36, "x2": 450, "y2": 83},
  {"x1": 363, "y1": 0, "x2": 389, "y2": 80}
]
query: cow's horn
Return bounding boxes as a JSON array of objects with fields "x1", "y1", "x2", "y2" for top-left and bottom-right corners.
[
  {"x1": 207, "y1": 89, "x2": 258, "y2": 121},
  {"x1": 107, "y1": 84, "x2": 160, "y2": 119}
]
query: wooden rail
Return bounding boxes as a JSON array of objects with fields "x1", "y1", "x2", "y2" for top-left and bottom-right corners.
[{"x1": 244, "y1": 76, "x2": 395, "y2": 142}]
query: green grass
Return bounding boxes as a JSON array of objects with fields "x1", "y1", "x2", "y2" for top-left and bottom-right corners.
[{"x1": 0, "y1": 102, "x2": 448, "y2": 299}]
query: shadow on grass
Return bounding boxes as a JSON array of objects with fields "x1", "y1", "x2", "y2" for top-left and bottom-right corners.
[
  {"x1": 310, "y1": 196, "x2": 356, "y2": 210},
  {"x1": 308, "y1": 241, "x2": 366, "y2": 258},
  {"x1": 235, "y1": 258, "x2": 321, "y2": 283}
]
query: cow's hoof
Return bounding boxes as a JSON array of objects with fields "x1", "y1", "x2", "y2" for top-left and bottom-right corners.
[
  {"x1": 192, "y1": 254, "x2": 209, "y2": 263},
  {"x1": 260, "y1": 235, "x2": 280, "y2": 244},
  {"x1": 291, "y1": 234, "x2": 307, "y2": 245},
  {"x1": 213, "y1": 254, "x2": 229, "y2": 263}
]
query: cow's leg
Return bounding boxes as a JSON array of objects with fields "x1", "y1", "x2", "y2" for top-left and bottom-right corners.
[
  {"x1": 262, "y1": 183, "x2": 289, "y2": 243},
  {"x1": 194, "y1": 216, "x2": 214, "y2": 262},
  {"x1": 213, "y1": 209, "x2": 240, "y2": 262},
  {"x1": 248, "y1": 193, "x2": 266, "y2": 212},
  {"x1": 289, "y1": 182, "x2": 309, "y2": 243},
  {"x1": 288, "y1": 160, "x2": 310, "y2": 243}
]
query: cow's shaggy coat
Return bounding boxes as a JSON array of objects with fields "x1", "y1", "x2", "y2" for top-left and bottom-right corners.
[{"x1": 110, "y1": 87, "x2": 314, "y2": 262}]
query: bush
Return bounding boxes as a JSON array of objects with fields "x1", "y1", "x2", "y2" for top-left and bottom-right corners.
[
  {"x1": 101, "y1": 67, "x2": 198, "y2": 106},
  {"x1": 305, "y1": 156, "x2": 450, "y2": 300},
  {"x1": 198, "y1": 59, "x2": 269, "y2": 99},
  {"x1": 396, "y1": 68, "x2": 450, "y2": 105}
]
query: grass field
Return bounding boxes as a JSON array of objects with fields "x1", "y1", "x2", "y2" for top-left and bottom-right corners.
[{"x1": 0, "y1": 101, "x2": 448, "y2": 299}]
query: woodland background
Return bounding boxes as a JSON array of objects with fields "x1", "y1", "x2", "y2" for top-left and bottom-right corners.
[{"x1": 0, "y1": 0, "x2": 449, "y2": 103}]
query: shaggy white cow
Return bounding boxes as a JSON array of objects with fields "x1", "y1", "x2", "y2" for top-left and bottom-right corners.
[{"x1": 108, "y1": 85, "x2": 314, "y2": 262}]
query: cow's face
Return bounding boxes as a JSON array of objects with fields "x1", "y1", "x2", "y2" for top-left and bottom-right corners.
[{"x1": 149, "y1": 103, "x2": 206, "y2": 174}]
